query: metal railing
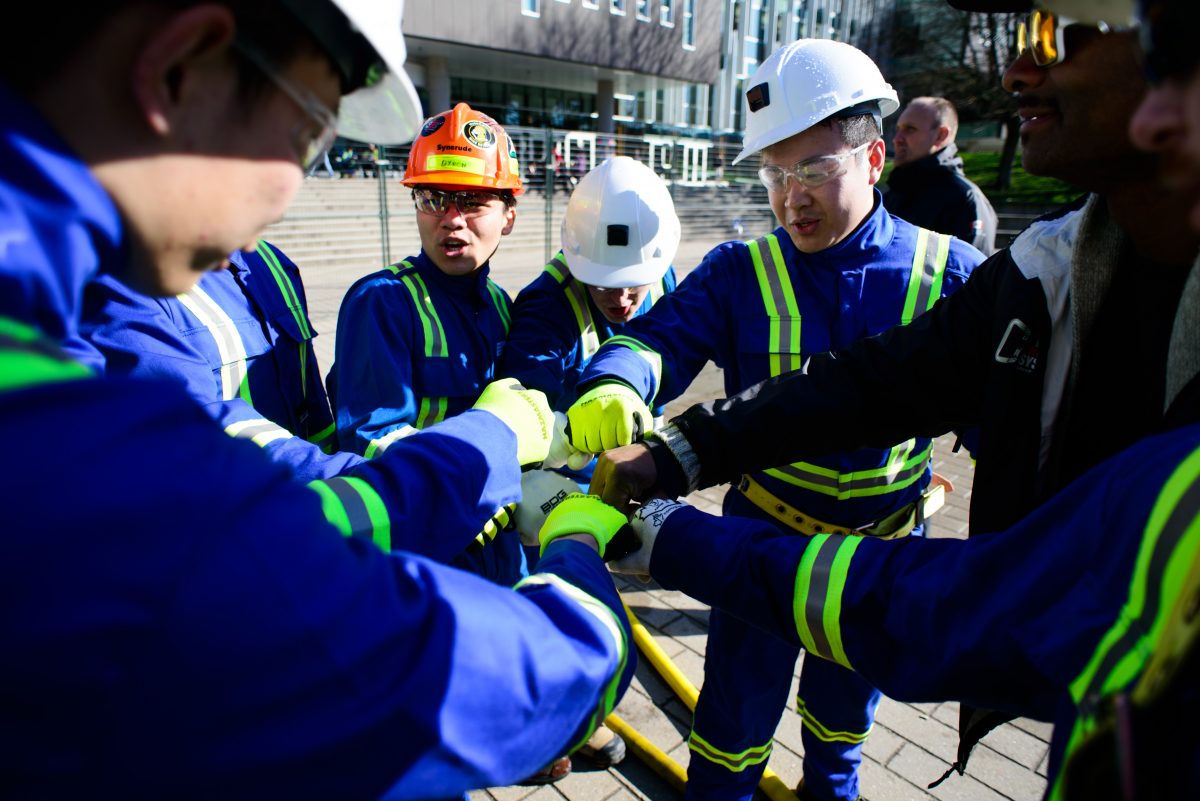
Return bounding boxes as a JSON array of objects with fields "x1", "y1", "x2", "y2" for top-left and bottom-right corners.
[{"x1": 274, "y1": 127, "x2": 1052, "y2": 279}]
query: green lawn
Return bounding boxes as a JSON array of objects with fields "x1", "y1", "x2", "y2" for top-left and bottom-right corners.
[{"x1": 882, "y1": 151, "x2": 1082, "y2": 207}]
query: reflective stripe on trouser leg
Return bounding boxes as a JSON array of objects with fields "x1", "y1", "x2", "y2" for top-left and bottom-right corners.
[
  {"x1": 685, "y1": 604, "x2": 800, "y2": 801},
  {"x1": 795, "y1": 655, "x2": 881, "y2": 801}
]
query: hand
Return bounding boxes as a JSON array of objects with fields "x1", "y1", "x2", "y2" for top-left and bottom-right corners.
[
  {"x1": 539, "y1": 493, "x2": 628, "y2": 558},
  {"x1": 566, "y1": 382, "x2": 652, "y2": 453},
  {"x1": 542, "y1": 412, "x2": 594, "y2": 471},
  {"x1": 513, "y1": 470, "x2": 580, "y2": 548},
  {"x1": 589, "y1": 443, "x2": 660, "y2": 511},
  {"x1": 472, "y1": 379, "x2": 554, "y2": 466},
  {"x1": 608, "y1": 498, "x2": 688, "y2": 581}
]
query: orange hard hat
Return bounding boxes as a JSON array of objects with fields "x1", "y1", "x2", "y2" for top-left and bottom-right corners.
[{"x1": 402, "y1": 103, "x2": 524, "y2": 196}]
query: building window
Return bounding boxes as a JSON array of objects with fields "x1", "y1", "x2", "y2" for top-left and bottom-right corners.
[
  {"x1": 522, "y1": 0, "x2": 540, "y2": 16},
  {"x1": 582, "y1": 0, "x2": 598, "y2": 8},
  {"x1": 661, "y1": 0, "x2": 675, "y2": 27},
  {"x1": 793, "y1": 1, "x2": 809, "y2": 39},
  {"x1": 683, "y1": 0, "x2": 696, "y2": 47},
  {"x1": 611, "y1": 0, "x2": 626, "y2": 14},
  {"x1": 636, "y1": 0, "x2": 651, "y2": 20}
]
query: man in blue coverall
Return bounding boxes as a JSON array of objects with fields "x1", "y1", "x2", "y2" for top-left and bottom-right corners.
[
  {"x1": 327, "y1": 101, "x2": 528, "y2": 586},
  {"x1": 0, "y1": 2, "x2": 637, "y2": 797},
  {"x1": 567, "y1": 40, "x2": 985, "y2": 801}
]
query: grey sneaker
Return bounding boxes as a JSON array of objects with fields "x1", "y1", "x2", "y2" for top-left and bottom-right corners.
[{"x1": 576, "y1": 724, "x2": 627, "y2": 767}]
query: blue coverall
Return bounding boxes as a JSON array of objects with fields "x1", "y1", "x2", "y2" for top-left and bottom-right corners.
[
  {"x1": 645, "y1": 423, "x2": 1200, "y2": 801},
  {"x1": 0, "y1": 78, "x2": 634, "y2": 800},
  {"x1": 73, "y1": 243, "x2": 362, "y2": 482},
  {"x1": 499, "y1": 249, "x2": 677, "y2": 485},
  {"x1": 579, "y1": 200, "x2": 984, "y2": 801},
  {"x1": 328, "y1": 250, "x2": 525, "y2": 583}
]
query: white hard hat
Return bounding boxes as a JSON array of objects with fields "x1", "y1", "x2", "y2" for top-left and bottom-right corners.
[
  {"x1": 732, "y1": 39, "x2": 898, "y2": 165},
  {"x1": 561, "y1": 156, "x2": 681, "y2": 289},
  {"x1": 282, "y1": 0, "x2": 423, "y2": 145}
]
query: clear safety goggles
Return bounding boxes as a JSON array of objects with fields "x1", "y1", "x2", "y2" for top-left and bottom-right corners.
[
  {"x1": 232, "y1": 39, "x2": 339, "y2": 171},
  {"x1": 757, "y1": 143, "x2": 869, "y2": 192},
  {"x1": 412, "y1": 187, "x2": 508, "y2": 218}
]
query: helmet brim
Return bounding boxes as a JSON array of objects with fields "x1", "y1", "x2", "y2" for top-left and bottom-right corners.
[{"x1": 338, "y1": 70, "x2": 423, "y2": 146}]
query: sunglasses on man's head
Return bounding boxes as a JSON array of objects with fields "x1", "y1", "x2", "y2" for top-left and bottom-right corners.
[{"x1": 1015, "y1": 9, "x2": 1121, "y2": 69}]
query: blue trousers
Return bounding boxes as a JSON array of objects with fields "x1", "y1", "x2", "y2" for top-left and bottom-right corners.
[{"x1": 685, "y1": 490, "x2": 922, "y2": 801}]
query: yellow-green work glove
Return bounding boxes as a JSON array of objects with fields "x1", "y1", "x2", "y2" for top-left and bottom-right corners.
[
  {"x1": 539, "y1": 493, "x2": 628, "y2": 558},
  {"x1": 567, "y1": 382, "x2": 652, "y2": 454},
  {"x1": 472, "y1": 379, "x2": 554, "y2": 466}
]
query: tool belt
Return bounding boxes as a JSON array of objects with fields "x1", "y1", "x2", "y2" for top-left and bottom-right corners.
[{"x1": 736, "y1": 474, "x2": 945, "y2": 539}]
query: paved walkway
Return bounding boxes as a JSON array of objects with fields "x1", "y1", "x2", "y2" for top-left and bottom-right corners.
[{"x1": 298, "y1": 241, "x2": 1051, "y2": 801}]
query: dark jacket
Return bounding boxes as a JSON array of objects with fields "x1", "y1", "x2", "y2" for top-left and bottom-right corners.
[
  {"x1": 654, "y1": 194, "x2": 1200, "y2": 537},
  {"x1": 883, "y1": 144, "x2": 999, "y2": 255}
]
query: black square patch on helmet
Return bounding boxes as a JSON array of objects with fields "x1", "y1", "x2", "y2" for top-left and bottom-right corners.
[
  {"x1": 607, "y1": 225, "x2": 630, "y2": 247},
  {"x1": 746, "y1": 83, "x2": 771, "y2": 113}
]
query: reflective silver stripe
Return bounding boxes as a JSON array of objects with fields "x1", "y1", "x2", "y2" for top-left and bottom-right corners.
[
  {"x1": 902, "y1": 229, "x2": 952, "y2": 325},
  {"x1": 748, "y1": 236, "x2": 802, "y2": 375},
  {"x1": 321, "y1": 477, "x2": 374, "y2": 537},
  {"x1": 225, "y1": 418, "x2": 291, "y2": 447},
  {"x1": 364, "y1": 425, "x2": 417, "y2": 458},
  {"x1": 802, "y1": 535, "x2": 843, "y2": 660},
  {"x1": 564, "y1": 278, "x2": 601, "y2": 360},
  {"x1": 1079, "y1": 470, "x2": 1200, "y2": 718},
  {"x1": 768, "y1": 441, "x2": 928, "y2": 495},
  {"x1": 486, "y1": 278, "x2": 511, "y2": 333},
  {"x1": 177, "y1": 285, "x2": 249, "y2": 401}
]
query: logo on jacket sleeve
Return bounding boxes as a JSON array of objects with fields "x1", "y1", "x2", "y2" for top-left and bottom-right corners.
[{"x1": 994, "y1": 318, "x2": 1039, "y2": 372}]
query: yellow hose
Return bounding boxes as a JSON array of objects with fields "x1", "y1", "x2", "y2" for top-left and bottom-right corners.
[
  {"x1": 621, "y1": 600, "x2": 800, "y2": 801},
  {"x1": 606, "y1": 713, "x2": 687, "y2": 792}
]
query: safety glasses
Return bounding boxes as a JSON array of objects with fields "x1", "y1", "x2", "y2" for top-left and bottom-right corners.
[
  {"x1": 232, "y1": 39, "x2": 340, "y2": 171},
  {"x1": 757, "y1": 143, "x2": 870, "y2": 192},
  {"x1": 1016, "y1": 9, "x2": 1074, "y2": 67},
  {"x1": 412, "y1": 187, "x2": 507, "y2": 218}
]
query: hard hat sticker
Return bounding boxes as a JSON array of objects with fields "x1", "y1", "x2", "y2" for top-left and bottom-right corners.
[
  {"x1": 421, "y1": 116, "x2": 446, "y2": 137},
  {"x1": 463, "y1": 120, "x2": 496, "y2": 149},
  {"x1": 425, "y1": 154, "x2": 486, "y2": 175}
]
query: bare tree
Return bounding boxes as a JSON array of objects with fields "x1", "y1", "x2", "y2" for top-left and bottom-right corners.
[{"x1": 870, "y1": 1, "x2": 1021, "y2": 189}]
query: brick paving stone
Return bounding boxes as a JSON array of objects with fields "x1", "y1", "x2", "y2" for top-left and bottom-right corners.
[
  {"x1": 874, "y1": 697, "x2": 962, "y2": 765},
  {"x1": 858, "y1": 755, "x2": 937, "y2": 801},
  {"x1": 661, "y1": 614, "x2": 708, "y2": 656},
  {"x1": 955, "y1": 742, "x2": 1048, "y2": 801},
  {"x1": 888, "y1": 743, "x2": 1008, "y2": 801},
  {"x1": 971, "y1": 724, "x2": 1049, "y2": 771},
  {"x1": 861, "y1": 722, "x2": 908, "y2": 766}
]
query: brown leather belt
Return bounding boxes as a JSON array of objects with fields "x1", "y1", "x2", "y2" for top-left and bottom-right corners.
[{"x1": 736, "y1": 474, "x2": 944, "y2": 540}]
